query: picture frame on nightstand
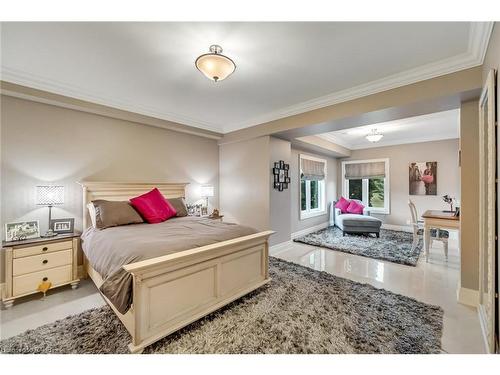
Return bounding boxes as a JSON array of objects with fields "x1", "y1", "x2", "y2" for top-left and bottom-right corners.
[{"x1": 50, "y1": 218, "x2": 74, "y2": 234}]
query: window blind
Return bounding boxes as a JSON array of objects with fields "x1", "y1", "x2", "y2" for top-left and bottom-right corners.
[
  {"x1": 301, "y1": 158, "x2": 326, "y2": 181},
  {"x1": 344, "y1": 161, "x2": 386, "y2": 180}
]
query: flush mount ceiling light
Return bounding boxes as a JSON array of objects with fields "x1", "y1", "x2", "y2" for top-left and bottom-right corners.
[
  {"x1": 195, "y1": 44, "x2": 236, "y2": 82},
  {"x1": 366, "y1": 129, "x2": 384, "y2": 143}
]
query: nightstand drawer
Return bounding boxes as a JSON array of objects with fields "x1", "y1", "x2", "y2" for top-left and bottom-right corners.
[
  {"x1": 13, "y1": 249, "x2": 72, "y2": 276},
  {"x1": 13, "y1": 240, "x2": 72, "y2": 259},
  {"x1": 13, "y1": 265, "x2": 72, "y2": 296}
]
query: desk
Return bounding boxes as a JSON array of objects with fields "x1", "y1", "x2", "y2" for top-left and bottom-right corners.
[{"x1": 421, "y1": 210, "x2": 460, "y2": 261}]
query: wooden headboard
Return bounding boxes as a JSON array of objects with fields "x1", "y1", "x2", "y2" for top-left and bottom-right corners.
[{"x1": 78, "y1": 181, "x2": 189, "y2": 229}]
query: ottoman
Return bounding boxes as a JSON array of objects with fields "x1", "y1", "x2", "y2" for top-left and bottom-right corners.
[{"x1": 335, "y1": 213, "x2": 383, "y2": 237}]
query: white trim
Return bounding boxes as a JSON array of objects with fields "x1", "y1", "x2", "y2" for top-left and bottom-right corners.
[
  {"x1": 2, "y1": 24, "x2": 492, "y2": 135},
  {"x1": 478, "y1": 305, "x2": 493, "y2": 353},
  {"x1": 291, "y1": 222, "x2": 330, "y2": 239},
  {"x1": 1, "y1": 67, "x2": 223, "y2": 133},
  {"x1": 269, "y1": 240, "x2": 294, "y2": 256},
  {"x1": 299, "y1": 154, "x2": 327, "y2": 220},
  {"x1": 341, "y1": 158, "x2": 390, "y2": 214},
  {"x1": 226, "y1": 22, "x2": 493, "y2": 132},
  {"x1": 456, "y1": 284, "x2": 479, "y2": 307}
]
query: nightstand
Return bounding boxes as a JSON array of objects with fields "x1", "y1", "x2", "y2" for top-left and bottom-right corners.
[{"x1": 1, "y1": 232, "x2": 80, "y2": 309}]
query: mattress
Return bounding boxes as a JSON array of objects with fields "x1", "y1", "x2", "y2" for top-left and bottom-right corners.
[{"x1": 81, "y1": 216, "x2": 257, "y2": 314}]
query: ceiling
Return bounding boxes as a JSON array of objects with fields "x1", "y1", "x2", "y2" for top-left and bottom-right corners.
[
  {"x1": 316, "y1": 109, "x2": 460, "y2": 150},
  {"x1": 0, "y1": 22, "x2": 492, "y2": 134}
]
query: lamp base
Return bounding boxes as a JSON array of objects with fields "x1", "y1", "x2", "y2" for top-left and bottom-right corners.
[{"x1": 41, "y1": 230, "x2": 58, "y2": 238}]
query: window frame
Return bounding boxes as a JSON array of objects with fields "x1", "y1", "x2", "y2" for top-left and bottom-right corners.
[
  {"x1": 299, "y1": 154, "x2": 327, "y2": 220},
  {"x1": 341, "y1": 158, "x2": 390, "y2": 214}
]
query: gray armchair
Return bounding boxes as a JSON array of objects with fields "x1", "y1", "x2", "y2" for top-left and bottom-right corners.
[{"x1": 330, "y1": 199, "x2": 382, "y2": 237}]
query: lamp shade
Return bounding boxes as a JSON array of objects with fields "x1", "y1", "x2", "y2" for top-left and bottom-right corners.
[
  {"x1": 195, "y1": 45, "x2": 236, "y2": 82},
  {"x1": 200, "y1": 185, "x2": 215, "y2": 198},
  {"x1": 36, "y1": 185, "x2": 64, "y2": 205}
]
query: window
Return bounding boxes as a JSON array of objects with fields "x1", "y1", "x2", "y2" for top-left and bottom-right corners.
[
  {"x1": 342, "y1": 159, "x2": 389, "y2": 214},
  {"x1": 300, "y1": 154, "x2": 327, "y2": 219}
]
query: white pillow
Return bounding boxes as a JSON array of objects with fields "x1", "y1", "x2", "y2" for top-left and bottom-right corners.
[{"x1": 86, "y1": 202, "x2": 97, "y2": 229}]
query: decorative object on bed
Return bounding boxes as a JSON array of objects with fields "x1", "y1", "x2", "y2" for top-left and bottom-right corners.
[
  {"x1": 36, "y1": 185, "x2": 64, "y2": 237},
  {"x1": 294, "y1": 227, "x2": 422, "y2": 266},
  {"x1": 0, "y1": 257, "x2": 444, "y2": 354},
  {"x1": 90, "y1": 200, "x2": 143, "y2": 229},
  {"x1": 129, "y1": 188, "x2": 177, "y2": 223},
  {"x1": 272, "y1": 160, "x2": 290, "y2": 191},
  {"x1": 5, "y1": 220, "x2": 40, "y2": 242},
  {"x1": 208, "y1": 209, "x2": 223, "y2": 221},
  {"x1": 409, "y1": 161, "x2": 437, "y2": 195},
  {"x1": 1, "y1": 232, "x2": 80, "y2": 309},
  {"x1": 167, "y1": 197, "x2": 188, "y2": 217},
  {"x1": 78, "y1": 181, "x2": 273, "y2": 353},
  {"x1": 49, "y1": 218, "x2": 75, "y2": 234}
]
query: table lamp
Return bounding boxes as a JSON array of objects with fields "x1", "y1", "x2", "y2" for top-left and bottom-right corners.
[
  {"x1": 36, "y1": 185, "x2": 64, "y2": 237},
  {"x1": 200, "y1": 185, "x2": 214, "y2": 208}
]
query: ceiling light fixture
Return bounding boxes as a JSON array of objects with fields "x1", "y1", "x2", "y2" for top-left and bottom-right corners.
[
  {"x1": 365, "y1": 129, "x2": 383, "y2": 143},
  {"x1": 195, "y1": 44, "x2": 236, "y2": 82}
]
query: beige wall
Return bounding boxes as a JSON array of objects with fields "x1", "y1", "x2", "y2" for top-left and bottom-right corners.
[
  {"x1": 1, "y1": 95, "x2": 220, "y2": 238},
  {"x1": 460, "y1": 100, "x2": 480, "y2": 291},
  {"x1": 481, "y1": 22, "x2": 499, "y2": 325},
  {"x1": 219, "y1": 136, "x2": 270, "y2": 232},
  {"x1": 269, "y1": 137, "x2": 292, "y2": 245},
  {"x1": 290, "y1": 148, "x2": 338, "y2": 234},
  {"x1": 338, "y1": 139, "x2": 460, "y2": 227}
]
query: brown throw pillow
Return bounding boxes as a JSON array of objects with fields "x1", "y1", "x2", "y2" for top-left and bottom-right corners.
[
  {"x1": 92, "y1": 200, "x2": 144, "y2": 229},
  {"x1": 168, "y1": 197, "x2": 188, "y2": 217}
]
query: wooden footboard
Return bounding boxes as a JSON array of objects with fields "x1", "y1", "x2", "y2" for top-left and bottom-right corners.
[
  {"x1": 79, "y1": 181, "x2": 273, "y2": 353},
  {"x1": 87, "y1": 230, "x2": 273, "y2": 353}
]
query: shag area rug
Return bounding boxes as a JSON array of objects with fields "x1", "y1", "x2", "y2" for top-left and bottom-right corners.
[
  {"x1": 294, "y1": 226, "x2": 422, "y2": 266},
  {"x1": 0, "y1": 257, "x2": 442, "y2": 354}
]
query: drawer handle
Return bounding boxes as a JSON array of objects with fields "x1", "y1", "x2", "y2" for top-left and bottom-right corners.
[
  {"x1": 42, "y1": 259, "x2": 48, "y2": 264},
  {"x1": 42, "y1": 277, "x2": 48, "y2": 282},
  {"x1": 42, "y1": 247, "x2": 48, "y2": 251}
]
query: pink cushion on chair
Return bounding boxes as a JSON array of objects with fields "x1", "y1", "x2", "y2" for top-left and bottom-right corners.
[
  {"x1": 335, "y1": 196, "x2": 351, "y2": 214},
  {"x1": 129, "y1": 188, "x2": 177, "y2": 223},
  {"x1": 346, "y1": 200, "x2": 365, "y2": 215}
]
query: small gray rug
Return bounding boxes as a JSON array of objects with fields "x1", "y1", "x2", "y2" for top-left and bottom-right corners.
[
  {"x1": 294, "y1": 227, "x2": 422, "y2": 266},
  {"x1": 0, "y1": 257, "x2": 442, "y2": 354}
]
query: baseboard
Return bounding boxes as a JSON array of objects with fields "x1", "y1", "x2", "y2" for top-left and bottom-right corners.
[
  {"x1": 291, "y1": 222, "x2": 330, "y2": 239},
  {"x1": 456, "y1": 284, "x2": 479, "y2": 307},
  {"x1": 269, "y1": 240, "x2": 294, "y2": 256}
]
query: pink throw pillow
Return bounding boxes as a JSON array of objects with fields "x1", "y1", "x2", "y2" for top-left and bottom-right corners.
[
  {"x1": 130, "y1": 188, "x2": 177, "y2": 224},
  {"x1": 346, "y1": 200, "x2": 364, "y2": 215},
  {"x1": 335, "y1": 197, "x2": 351, "y2": 214}
]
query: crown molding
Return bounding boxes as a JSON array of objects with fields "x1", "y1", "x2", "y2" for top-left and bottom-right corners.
[
  {"x1": 225, "y1": 22, "x2": 494, "y2": 133},
  {"x1": 1, "y1": 22, "x2": 493, "y2": 135},
  {"x1": 0, "y1": 66, "x2": 224, "y2": 133}
]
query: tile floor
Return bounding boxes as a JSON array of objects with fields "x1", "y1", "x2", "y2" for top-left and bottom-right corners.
[
  {"x1": 270, "y1": 235, "x2": 485, "y2": 353},
  {"x1": 0, "y1": 234, "x2": 485, "y2": 353}
]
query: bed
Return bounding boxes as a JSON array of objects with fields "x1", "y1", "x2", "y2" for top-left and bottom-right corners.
[{"x1": 79, "y1": 181, "x2": 273, "y2": 353}]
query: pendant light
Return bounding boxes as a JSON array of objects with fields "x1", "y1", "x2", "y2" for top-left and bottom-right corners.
[
  {"x1": 366, "y1": 129, "x2": 383, "y2": 143},
  {"x1": 195, "y1": 45, "x2": 236, "y2": 82}
]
